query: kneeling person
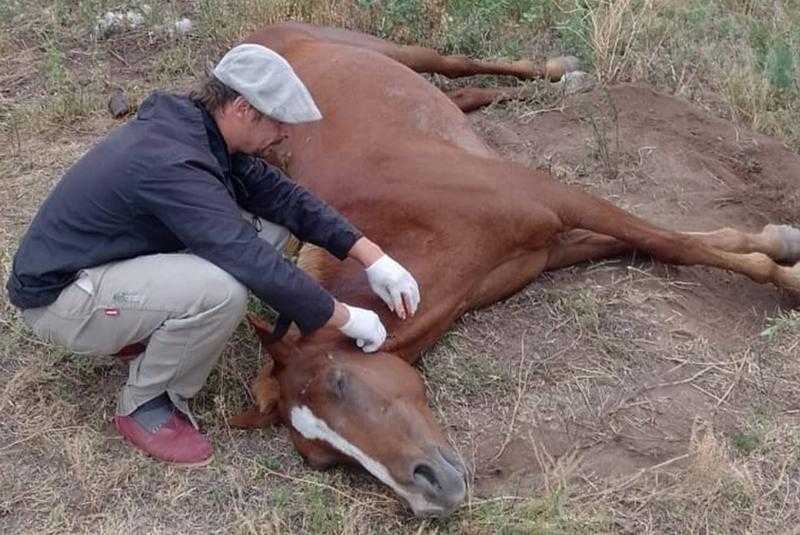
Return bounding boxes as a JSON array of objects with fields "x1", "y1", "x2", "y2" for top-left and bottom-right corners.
[{"x1": 6, "y1": 44, "x2": 420, "y2": 466}]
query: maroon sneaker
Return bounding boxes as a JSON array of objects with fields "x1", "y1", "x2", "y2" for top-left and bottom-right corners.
[
  {"x1": 113, "y1": 412, "x2": 213, "y2": 467},
  {"x1": 112, "y1": 342, "x2": 148, "y2": 362}
]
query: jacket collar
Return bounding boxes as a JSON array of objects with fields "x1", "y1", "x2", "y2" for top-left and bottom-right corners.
[{"x1": 196, "y1": 102, "x2": 233, "y2": 178}]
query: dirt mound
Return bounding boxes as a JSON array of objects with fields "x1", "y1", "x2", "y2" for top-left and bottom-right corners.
[
  {"x1": 422, "y1": 84, "x2": 800, "y2": 499},
  {"x1": 477, "y1": 84, "x2": 800, "y2": 228}
]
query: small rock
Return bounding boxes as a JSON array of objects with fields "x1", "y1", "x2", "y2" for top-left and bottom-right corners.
[
  {"x1": 154, "y1": 17, "x2": 193, "y2": 38},
  {"x1": 173, "y1": 17, "x2": 193, "y2": 35},
  {"x1": 545, "y1": 55, "x2": 580, "y2": 81},
  {"x1": 552, "y1": 70, "x2": 596, "y2": 96},
  {"x1": 94, "y1": 9, "x2": 146, "y2": 38},
  {"x1": 125, "y1": 11, "x2": 144, "y2": 29},
  {"x1": 95, "y1": 12, "x2": 124, "y2": 38},
  {"x1": 108, "y1": 89, "x2": 131, "y2": 118}
]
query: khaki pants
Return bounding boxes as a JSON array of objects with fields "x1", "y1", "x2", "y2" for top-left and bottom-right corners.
[{"x1": 21, "y1": 218, "x2": 290, "y2": 423}]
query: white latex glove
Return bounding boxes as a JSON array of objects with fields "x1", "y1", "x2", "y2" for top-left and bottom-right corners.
[
  {"x1": 338, "y1": 304, "x2": 387, "y2": 353},
  {"x1": 365, "y1": 254, "x2": 420, "y2": 319}
]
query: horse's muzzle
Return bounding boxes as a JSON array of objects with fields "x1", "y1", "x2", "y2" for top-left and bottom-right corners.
[{"x1": 407, "y1": 446, "x2": 467, "y2": 517}]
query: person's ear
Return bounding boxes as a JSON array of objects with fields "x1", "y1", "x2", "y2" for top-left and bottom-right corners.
[{"x1": 231, "y1": 96, "x2": 251, "y2": 119}]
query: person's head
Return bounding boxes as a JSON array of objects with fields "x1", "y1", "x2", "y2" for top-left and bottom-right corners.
[{"x1": 192, "y1": 43, "x2": 322, "y2": 156}]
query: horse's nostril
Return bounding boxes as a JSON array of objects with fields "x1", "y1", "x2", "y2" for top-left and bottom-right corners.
[
  {"x1": 413, "y1": 463, "x2": 441, "y2": 491},
  {"x1": 438, "y1": 447, "x2": 466, "y2": 476}
]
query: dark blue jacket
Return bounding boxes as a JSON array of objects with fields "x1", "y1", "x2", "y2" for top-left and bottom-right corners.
[{"x1": 6, "y1": 92, "x2": 362, "y2": 334}]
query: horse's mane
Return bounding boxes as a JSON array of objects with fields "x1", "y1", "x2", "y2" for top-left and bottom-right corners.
[{"x1": 296, "y1": 243, "x2": 333, "y2": 283}]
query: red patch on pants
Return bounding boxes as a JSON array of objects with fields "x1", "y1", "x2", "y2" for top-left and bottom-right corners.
[{"x1": 104, "y1": 308, "x2": 120, "y2": 316}]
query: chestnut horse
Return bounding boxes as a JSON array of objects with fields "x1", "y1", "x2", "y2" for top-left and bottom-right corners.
[{"x1": 230, "y1": 23, "x2": 800, "y2": 516}]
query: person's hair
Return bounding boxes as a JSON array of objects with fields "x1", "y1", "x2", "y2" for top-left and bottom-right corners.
[{"x1": 188, "y1": 73, "x2": 242, "y2": 115}]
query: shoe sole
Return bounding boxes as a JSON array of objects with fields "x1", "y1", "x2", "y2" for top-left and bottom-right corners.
[
  {"x1": 115, "y1": 435, "x2": 214, "y2": 468},
  {"x1": 165, "y1": 455, "x2": 214, "y2": 468}
]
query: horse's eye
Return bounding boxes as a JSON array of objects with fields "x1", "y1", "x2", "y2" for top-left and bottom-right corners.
[{"x1": 327, "y1": 368, "x2": 348, "y2": 399}]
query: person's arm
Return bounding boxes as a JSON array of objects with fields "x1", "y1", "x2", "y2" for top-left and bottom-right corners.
[
  {"x1": 233, "y1": 156, "x2": 421, "y2": 319},
  {"x1": 346, "y1": 237, "x2": 421, "y2": 320},
  {"x1": 232, "y1": 155, "x2": 362, "y2": 259},
  {"x1": 136, "y1": 164, "x2": 385, "y2": 350}
]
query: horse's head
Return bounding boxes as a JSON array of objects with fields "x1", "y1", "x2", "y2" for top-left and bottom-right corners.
[{"x1": 236, "y1": 316, "x2": 467, "y2": 517}]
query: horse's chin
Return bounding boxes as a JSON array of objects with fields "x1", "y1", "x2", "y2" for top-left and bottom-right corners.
[
  {"x1": 407, "y1": 500, "x2": 448, "y2": 518},
  {"x1": 404, "y1": 488, "x2": 465, "y2": 518}
]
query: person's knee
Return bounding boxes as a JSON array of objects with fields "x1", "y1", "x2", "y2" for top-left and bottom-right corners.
[
  {"x1": 224, "y1": 278, "x2": 249, "y2": 317},
  {"x1": 208, "y1": 273, "x2": 248, "y2": 317},
  {"x1": 189, "y1": 260, "x2": 248, "y2": 317}
]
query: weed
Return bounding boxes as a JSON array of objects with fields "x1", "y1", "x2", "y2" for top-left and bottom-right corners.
[
  {"x1": 152, "y1": 45, "x2": 202, "y2": 83},
  {"x1": 42, "y1": 41, "x2": 68, "y2": 89},
  {"x1": 731, "y1": 432, "x2": 760, "y2": 456},
  {"x1": 581, "y1": 96, "x2": 620, "y2": 180},
  {"x1": 547, "y1": 288, "x2": 601, "y2": 333},
  {"x1": 760, "y1": 310, "x2": 800, "y2": 341},
  {"x1": 763, "y1": 39, "x2": 795, "y2": 91},
  {"x1": 555, "y1": 2, "x2": 593, "y2": 65}
]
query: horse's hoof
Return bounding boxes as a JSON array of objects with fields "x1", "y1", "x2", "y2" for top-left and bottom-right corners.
[
  {"x1": 764, "y1": 224, "x2": 800, "y2": 263},
  {"x1": 545, "y1": 55, "x2": 580, "y2": 81}
]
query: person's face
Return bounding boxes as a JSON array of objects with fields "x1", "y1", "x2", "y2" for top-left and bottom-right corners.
[
  {"x1": 228, "y1": 97, "x2": 289, "y2": 156},
  {"x1": 245, "y1": 110, "x2": 289, "y2": 157}
]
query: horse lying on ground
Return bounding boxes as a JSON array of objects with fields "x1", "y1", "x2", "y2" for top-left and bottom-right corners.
[{"x1": 229, "y1": 22, "x2": 800, "y2": 517}]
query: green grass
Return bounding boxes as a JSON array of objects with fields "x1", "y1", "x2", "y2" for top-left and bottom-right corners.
[
  {"x1": 421, "y1": 330, "x2": 517, "y2": 401},
  {"x1": 731, "y1": 431, "x2": 761, "y2": 456}
]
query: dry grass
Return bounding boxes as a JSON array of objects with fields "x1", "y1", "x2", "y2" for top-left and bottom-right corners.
[
  {"x1": 2, "y1": 0, "x2": 800, "y2": 533},
  {"x1": 580, "y1": 0, "x2": 662, "y2": 84}
]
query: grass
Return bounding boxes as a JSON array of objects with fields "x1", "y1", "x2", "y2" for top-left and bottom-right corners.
[{"x1": 2, "y1": 0, "x2": 800, "y2": 533}]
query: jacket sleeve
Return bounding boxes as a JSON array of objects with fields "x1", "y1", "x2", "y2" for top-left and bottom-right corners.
[
  {"x1": 136, "y1": 162, "x2": 335, "y2": 334},
  {"x1": 231, "y1": 155, "x2": 363, "y2": 259}
]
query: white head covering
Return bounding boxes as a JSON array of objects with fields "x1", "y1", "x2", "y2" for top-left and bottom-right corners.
[{"x1": 213, "y1": 43, "x2": 322, "y2": 124}]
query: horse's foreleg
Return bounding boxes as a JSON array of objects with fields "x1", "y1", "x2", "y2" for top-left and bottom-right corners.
[
  {"x1": 388, "y1": 48, "x2": 577, "y2": 81},
  {"x1": 445, "y1": 87, "x2": 530, "y2": 113},
  {"x1": 259, "y1": 23, "x2": 576, "y2": 81}
]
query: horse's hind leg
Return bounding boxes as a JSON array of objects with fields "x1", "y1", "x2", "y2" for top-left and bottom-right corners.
[
  {"x1": 562, "y1": 197, "x2": 800, "y2": 291},
  {"x1": 261, "y1": 22, "x2": 577, "y2": 81},
  {"x1": 686, "y1": 225, "x2": 800, "y2": 264},
  {"x1": 545, "y1": 230, "x2": 631, "y2": 270},
  {"x1": 546, "y1": 225, "x2": 800, "y2": 271},
  {"x1": 500, "y1": 163, "x2": 800, "y2": 291}
]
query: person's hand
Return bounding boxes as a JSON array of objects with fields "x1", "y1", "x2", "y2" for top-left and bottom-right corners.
[
  {"x1": 366, "y1": 254, "x2": 420, "y2": 319},
  {"x1": 337, "y1": 304, "x2": 387, "y2": 353}
]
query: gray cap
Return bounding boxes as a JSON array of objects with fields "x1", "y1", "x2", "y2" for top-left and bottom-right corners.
[{"x1": 213, "y1": 43, "x2": 322, "y2": 124}]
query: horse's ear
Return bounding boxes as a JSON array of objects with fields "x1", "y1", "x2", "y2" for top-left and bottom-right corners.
[
  {"x1": 247, "y1": 313, "x2": 275, "y2": 340},
  {"x1": 229, "y1": 350, "x2": 281, "y2": 429},
  {"x1": 247, "y1": 314, "x2": 303, "y2": 366}
]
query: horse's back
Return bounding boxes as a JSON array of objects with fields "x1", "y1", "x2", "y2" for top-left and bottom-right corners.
[{"x1": 244, "y1": 26, "x2": 493, "y2": 159}]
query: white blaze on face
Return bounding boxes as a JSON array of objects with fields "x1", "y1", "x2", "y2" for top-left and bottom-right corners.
[{"x1": 290, "y1": 405, "x2": 440, "y2": 515}]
